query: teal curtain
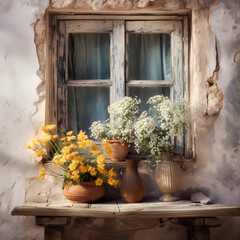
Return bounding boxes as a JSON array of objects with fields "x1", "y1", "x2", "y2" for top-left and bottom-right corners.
[
  {"x1": 67, "y1": 33, "x2": 110, "y2": 135},
  {"x1": 129, "y1": 33, "x2": 171, "y2": 81},
  {"x1": 128, "y1": 33, "x2": 171, "y2": 113}
]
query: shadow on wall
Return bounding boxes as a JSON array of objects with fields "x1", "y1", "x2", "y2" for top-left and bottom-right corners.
[{"x1": 222, "y1": 73, "x2": 240, "y2": 151}]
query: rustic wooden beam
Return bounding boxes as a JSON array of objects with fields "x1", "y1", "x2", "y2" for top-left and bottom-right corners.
[
  {"x1": 36, "y1": 216, "x2": 71, "y2": 240},
  {"x1": 178, "y1": 217, "x2": 221, "y2": 240}
]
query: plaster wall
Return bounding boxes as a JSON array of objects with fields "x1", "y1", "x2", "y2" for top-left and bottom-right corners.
[{"x1": 0, "y1": 0, "x2": 240, "y2": 239}]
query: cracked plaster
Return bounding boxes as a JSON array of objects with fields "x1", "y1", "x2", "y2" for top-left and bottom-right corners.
[{"x1": 1, "y1": 0, "x2": 240, "y2": 239}]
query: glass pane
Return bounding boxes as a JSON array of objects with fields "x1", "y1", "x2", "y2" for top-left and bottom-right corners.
[
  {"x1": 67, "y1": 87, "x2": 109, "y2": 136},
  {"x1": 128, "y1": 33, "x2": 171, "y2": 81},
  {"x1": 68, "y1": 33, "x2": 110, "y2": 80},
  {"x1": 128, "y1": 87, "x2": 170, "y2": 114}
]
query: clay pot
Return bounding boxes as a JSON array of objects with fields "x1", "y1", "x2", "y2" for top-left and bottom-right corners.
[
  {"x1": 106, "y1": 140, "x2": 129, "y2": 162},
  {"x1": 155, "y1": 153, "x2": 185, "y2": 202},
  {"x1": 63, "y1": 182, "x2": 105, "y2": 203},
  {"x1": 120, "y1": 159, "x2": 144, "y2": 203}
]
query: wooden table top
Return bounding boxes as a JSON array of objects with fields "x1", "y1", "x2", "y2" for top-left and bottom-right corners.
[{"x1": 11, "y1": 200, "x2": 240, "y2": 218}]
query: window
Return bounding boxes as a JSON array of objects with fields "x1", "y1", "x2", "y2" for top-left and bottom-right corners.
[{"x1": 48, "y1": 15, "x2": 191, "y2": 157}]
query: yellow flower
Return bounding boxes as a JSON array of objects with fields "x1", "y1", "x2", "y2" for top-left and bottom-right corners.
[
  {"x1": 108, "y1": 178, "x2": 119, "y2": 188},
  {"x1": 103, "y1": 140, "x2": 113, "y2": 156},
  {"x1": 67, "y1": 136, "x2": 76, "y2": 142},
  {"x1": 108, "y1": 168, "x2": 117, "y2": 178},
  {"x1": 51, "y1": 135, "x2": 58, "y2": 141},
  {"x1": 37, "y1": 167, "x2": 46, "y2": 179},
  {"x1": 95, "y1": 178, "x2": 103, "y2": 186},
  {"x1": 98, "y1": 165, "x2": 108, "y2": 175},
  {"x1": 41, "y1": 126, "x2": 48, "y2": 133},
  {"x1": 77, "y1": 139, "x2": 93, "y2": 149},
  {"x1": 69, "y1": 144, "x2": 78, "y2": 150},
  {"x1": 25, "y1": 144, "x2": 31, "y2": 150},
  {"x1": 88, "y1": 166, "x2": 97, "y2": 176},
  {"x1": 71, "y1": 170, "x2": 80, "y2": 182},
  {"x1": 77, "y1": 130, "x2": 88, "y2": 141},
  {"x1": 66, "y1": 131, "x2": 73, "y2": 136},
  {"x1": 42, "y1": 124, "x2": 56, "y2": 133},
  {"x1": 42, "y1": 134, "x2": 52, "y2": 145},
  {"x1": 90, "y1": 144, "x2": 100, "y2": 155},
  {"x1": 73, "y1": 155, "x2": 84, "y2": 163},
  {"x1": 53, "y1": 155, "x2": 62, "y2": 166},
  {"x1": 97, "y1": 154, "x2": 105, "y2": 165},
  {"x1": 48, "y1": 124, "x2": 56, "y2": 131},
  {"x1": 69, "y1": 161, "x2": 78, "y2": 171},
  {"x1": 35, "y1": 149, "x2": 44, "y2": 158},
  {"x1": 79, "y1": 164, "x2": 88, "y2": 174},
  {"x1": 62, "y1": 146, "x2": 71, "y2": 155}
]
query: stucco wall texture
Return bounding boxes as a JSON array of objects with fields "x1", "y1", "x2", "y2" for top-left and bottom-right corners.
[{"x1": 0, "y1": 0, "x2": 240, "y2": 239}]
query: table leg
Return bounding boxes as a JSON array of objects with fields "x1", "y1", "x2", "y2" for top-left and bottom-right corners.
[
  {"x1": 36, "y1": 216, "x2": 71, "y2": 240},
  {"x1": 178, "y1": 217, "x2": 221, "y2": 240}
]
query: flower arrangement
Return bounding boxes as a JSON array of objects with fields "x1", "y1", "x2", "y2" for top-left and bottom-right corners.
[
  {"x1": 26, "y1": 125, "x2": 119, "y2": 188},
  {"x1": 134, "y1": 95, "x2": 189, "y2": 160},
  {"x1": 90, "y1": 96, "x2": 141, "y2": 144}
]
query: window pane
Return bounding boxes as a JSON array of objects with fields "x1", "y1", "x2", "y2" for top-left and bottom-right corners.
[
  {"x1": 128, "y1": 87, "x2": 170, "y2": 114},
  {"x1": 128, "y1": 33, "x2": 171, "y2": 80},
  {"x1": 67, "y1": 87, "x2": 109, "y2": 136},
  {"x1": 68, "y1": 33, "x2": 110, "y2": 80}
]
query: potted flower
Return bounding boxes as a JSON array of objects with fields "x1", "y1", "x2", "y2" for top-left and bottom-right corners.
[
  {"x1": 90, "y1": 96, "x2": 141, "y2": 162},
  {"x1": 133, "y1": 95, "x2": 190, "y2": 202},
  {"x1": 26, "y1": 125, "x2": 118, "y2": 203}
]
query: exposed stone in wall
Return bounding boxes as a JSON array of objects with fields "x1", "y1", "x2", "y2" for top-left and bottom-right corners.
[
  {"x1": 206, "y1": 42, "x2": 224, "y2": 117},
  {"x1": 50, "y1": 0, "x2": 188, "y2": 10},
  {"x1": 234, "y1": 52, "x2": 240, "y2": 63}
]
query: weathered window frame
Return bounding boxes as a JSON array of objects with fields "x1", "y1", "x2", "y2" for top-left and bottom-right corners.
[{"x1": 46, "y1": 14, "x2": 192, "y2": 159}]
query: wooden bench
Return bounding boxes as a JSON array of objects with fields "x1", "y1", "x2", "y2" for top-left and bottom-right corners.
[{"x1": 12, "y1": 200, "x2": 240, "y2": 240}]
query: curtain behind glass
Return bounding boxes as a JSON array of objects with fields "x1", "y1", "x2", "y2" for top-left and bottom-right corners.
[
  {"x1": 68, "y1": 33, "x2": 110, "y2": 80},
  {"x1": 67, "y1": 33, "x2": 110, "y2": 135},
  {"x1": 128, "y1": 33, "x2": 171, "y2": 113},
  {"x1": 128, "y1": 33, "x2": 171, "y2": 80}
]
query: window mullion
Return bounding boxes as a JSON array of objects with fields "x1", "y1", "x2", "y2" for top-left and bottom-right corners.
[{"x1": 110, "y1": 20, "x2": 125, "y2": 104}]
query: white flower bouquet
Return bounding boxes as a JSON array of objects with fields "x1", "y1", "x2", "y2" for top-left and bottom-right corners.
[
  {"x1": 90, "y1": 96, "x2": 141, "y2": 144},
  {"x1": 134, "y1": 95, "x2": 189, "y2": 160}
]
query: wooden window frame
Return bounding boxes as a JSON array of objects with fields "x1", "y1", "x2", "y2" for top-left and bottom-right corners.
[{"x1": 46, "y1": 14, "x2": 192, "y2": 159}]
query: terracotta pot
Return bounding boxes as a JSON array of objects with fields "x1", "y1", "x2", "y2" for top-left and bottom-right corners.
[
  {"x1": 155, "y1": 153, "x2": 185, "y2": 202},
  {"x1": 63, "y1": 182, "x2": 105, "y2": 203},
  {"x1": 120, "y1": 159, "x2": 144, "y2": 203},
  {"x1": 106, "y1": 140, "x2": 129, "y2": 162}
]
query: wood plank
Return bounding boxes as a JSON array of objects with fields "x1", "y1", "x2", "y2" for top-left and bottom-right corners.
[
  {"x1": 126, "y1": 21, "x2": 174, "y2": 33},
  {"x1": 47, "y1": 8, "x2": 190, "y2": 15},
  {"x1": 46, "y1": 14, "x2": 58, "y2": 125},
  {"x1": 36, "y1": 216, "x2": 70, "y2": 226},
  {"x1": 183, "y1": 15, "x2": 193, "y2": 159},
  {"x1": 127, "y1": 80, "x2": 174, "y2": 87},
  {"x1": 57, "y1": 15, "x2": 184, "y2": 21},
  {"x1": 66, "y1": 20, "x2": 112, "y2": 33},
  {"x1": 66, "y1": 79, "x2": 112, "y2": 87},
  {"x1": 11, "y1": 201, "x2": 240, "y2": 218},
  {"x1": 57, "y1": 20, "x2": 67, "y2": 133},
  {"x1": 111, "y1": 20, "x2": 125, "y2": 104},
  {"x1": 171, "y1": 20, "x2": 184, "y2": 153}
]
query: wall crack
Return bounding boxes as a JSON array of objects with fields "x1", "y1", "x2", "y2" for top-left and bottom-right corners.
[{"x1": 206, "y1": 39, "x2": 224, "y2": 117}]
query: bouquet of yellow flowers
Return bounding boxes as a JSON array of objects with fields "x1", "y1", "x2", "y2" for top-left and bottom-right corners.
[{"x1": 26, "y1": 125, "x2": 119, "y2": 188}]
